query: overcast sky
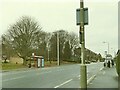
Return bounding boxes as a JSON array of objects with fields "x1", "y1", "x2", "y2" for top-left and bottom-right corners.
[
  {"x1": 118, "y1": 2, "x2": 120, "y2": 49},
  {"x1": 0, "y1": 0, "x2": 119, "y2": 57}
]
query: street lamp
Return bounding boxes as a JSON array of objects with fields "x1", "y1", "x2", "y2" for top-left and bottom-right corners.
[{"x1": 103, "y1": 41, "x2": 109, "y2": 54}]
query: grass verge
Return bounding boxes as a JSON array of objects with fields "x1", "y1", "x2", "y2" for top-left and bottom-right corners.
[
  {"x1": 2, "y1": 63, "x2": 27, "y2": 70},
  {"x1": 2, "y1": 60, "x2": 76, "y2": 70}
]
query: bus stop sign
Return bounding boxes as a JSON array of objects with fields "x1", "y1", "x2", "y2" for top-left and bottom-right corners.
[{"x1": 76, "y1": 8, "x2": 88, "y2": 25}]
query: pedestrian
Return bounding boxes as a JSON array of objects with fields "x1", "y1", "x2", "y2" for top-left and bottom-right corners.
[
  {"x1": 107, "y1": 61, "x2": 110, "y2": 68},
  {"x1": 111, "y1": 60, "x2": 114, "y2": 67},
  {"x1": 28, "y1": 63, "x2": 31, "y2": 68},
  {"x1": 104, "y1": 62, "x2": 106, "y2": 67},
  {"x1": 104, "y1": 60, "x2": 107, "y2": 67}
]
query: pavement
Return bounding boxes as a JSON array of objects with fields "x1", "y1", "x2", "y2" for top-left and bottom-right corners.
[{"x1": 87, "y1": 66, "x2": 119, "y2": 89}]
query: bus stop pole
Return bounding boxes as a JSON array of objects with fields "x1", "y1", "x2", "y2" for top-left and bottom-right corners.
[{"x1": 80, "y1": 0, "x2": 87, "y2": 89}]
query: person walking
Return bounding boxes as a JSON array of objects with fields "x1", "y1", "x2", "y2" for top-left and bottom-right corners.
[
  {"x1": 104, "y1": 60, "x2": 108, "y2": 67},
  {"x1": 111, "y1": 59, "x2": 114, "y2": 67},
  {"x1": 107, "y1": 60, "x2": 110, "y2": 68}
]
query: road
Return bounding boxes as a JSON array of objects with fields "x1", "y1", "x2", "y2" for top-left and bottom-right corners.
[{"x1": 2, "y1": 62, "x2": 103, "y2": 88}]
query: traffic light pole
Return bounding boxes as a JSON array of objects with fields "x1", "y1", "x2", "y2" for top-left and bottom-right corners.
[{"x1": 80, "y1": 0, "x2": 87, "y2": 89}]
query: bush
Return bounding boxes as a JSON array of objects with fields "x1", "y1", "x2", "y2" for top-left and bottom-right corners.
[{"x1": 116, "y1": 50, "x2": 120, "y2": 77}]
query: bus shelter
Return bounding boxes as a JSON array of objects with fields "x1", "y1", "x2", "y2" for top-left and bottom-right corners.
[{"x1": 31, "y1": 56, "x2": 44, "y2": 68}]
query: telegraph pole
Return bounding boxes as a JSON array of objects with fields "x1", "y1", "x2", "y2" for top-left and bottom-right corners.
[
  {"x1": 80, "y1": 0, "x2": 87, "y2": 89},
  {"x1": 57, "y1": 32, "x2": 60, "y2": 66}
]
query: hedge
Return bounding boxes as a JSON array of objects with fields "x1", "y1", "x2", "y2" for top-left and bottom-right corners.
[{"x1": 116, "y1": 50, "x2": 120, "y2": 77}]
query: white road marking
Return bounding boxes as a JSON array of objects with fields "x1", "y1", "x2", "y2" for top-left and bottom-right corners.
[
  {"x1": 2, "y1": 69, "x2": 37, "y2": 76},
  {"x1": 3, "y1": 70, "x2": 52, "y2": 82},
  {"x1": 40, "y1": 71, "x2": 52, "y2": 74},
  {"x1": 87, "y1": 66, "x2": 104, "y2": 85},
  {"x1": 103, "y1": 71, "x2": 105, "y2": 75},
  {"x1": 3, "y1": 69, "x2": 52, "y2": 76},
  {"x1": 100, "y1": 67, "x2": 104, "y2": 71},
  {"x1": 57, "y1": 69, "x2": 64, "y2": 71},
  {"x1": 87, "y1": 75, "x2": 96, "y2": 85},
  {"x1": 2, "y1": 76, "x2": 25, "y2": 82},
  {"x1": 54, "y1": 79, "x2": 73, "y2": 88}
]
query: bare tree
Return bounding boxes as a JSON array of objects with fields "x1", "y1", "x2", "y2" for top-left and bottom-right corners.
[
  {"x1": 69, "y1": 32, "x2": 79, "y2": 61},
  {"x1": 2, "y1": 34, "x2": 14, "y2": 62},
  {"x1": 8, "y1": 16, "x2": 42, "y2": 65},
  {"x1": 45, "y1": 33, "x2": 52, "y2": 63},
  {"x1": 33, "y1": 30, "x2": 46, "y2": 56}
]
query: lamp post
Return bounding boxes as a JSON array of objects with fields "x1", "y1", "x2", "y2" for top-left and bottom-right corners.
[{"x1": 103, "y1": 41, "x2": 109, "y2": 54}]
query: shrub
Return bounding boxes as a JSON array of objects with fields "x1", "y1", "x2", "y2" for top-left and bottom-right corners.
[{"x1": 116, "y1": 50, "x2": 120, "y2": 77}]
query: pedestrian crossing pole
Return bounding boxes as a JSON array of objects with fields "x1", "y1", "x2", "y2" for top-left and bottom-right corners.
[{"x1": 80, "y1": 0, "x2": 87, "y2": 89}]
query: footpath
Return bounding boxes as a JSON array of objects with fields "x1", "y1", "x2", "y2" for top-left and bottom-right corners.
[{"x1": 87, "y1": 66, "x2": 119, "y2": 89}]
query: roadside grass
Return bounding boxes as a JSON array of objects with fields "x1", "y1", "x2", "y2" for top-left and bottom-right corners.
[
  {"x1": 44, "y1": 61, "x2": 57, "y2": 67},
  {"x1": 2, "y1": 60, "x2": 76, "y2": 70},
  {"x1": 44, "y1": 60, "x2": 76, "y2": 67},
  {"x1": 2, "y1": 63, "x2": 27, "y2": 70}
]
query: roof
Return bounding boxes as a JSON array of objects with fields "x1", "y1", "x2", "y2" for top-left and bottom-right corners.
[
  {"x1": 31, "y1": 55, "x2": 44, "y2": 58},
  {"x1": 106, "y1": 54, "x2": 112, "y2": 57}
]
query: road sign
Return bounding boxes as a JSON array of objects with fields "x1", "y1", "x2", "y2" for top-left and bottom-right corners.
[{"x1": 76, "y1": 8, "x2": 88, "y2": 25}]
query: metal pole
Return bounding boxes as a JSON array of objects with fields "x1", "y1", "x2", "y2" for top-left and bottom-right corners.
[
  {"x1": 108, "y1": 42, "x2": 109, "y2": 54},
  {"x1": 57, "y1": 32, "x2": 60, "y2": 66},
  {"x1": 80, "y1": 0, "x2": 87, "y2": 89},
  {"x1": 48, "y1": 48, "x2": 49, "y2": 61}
]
